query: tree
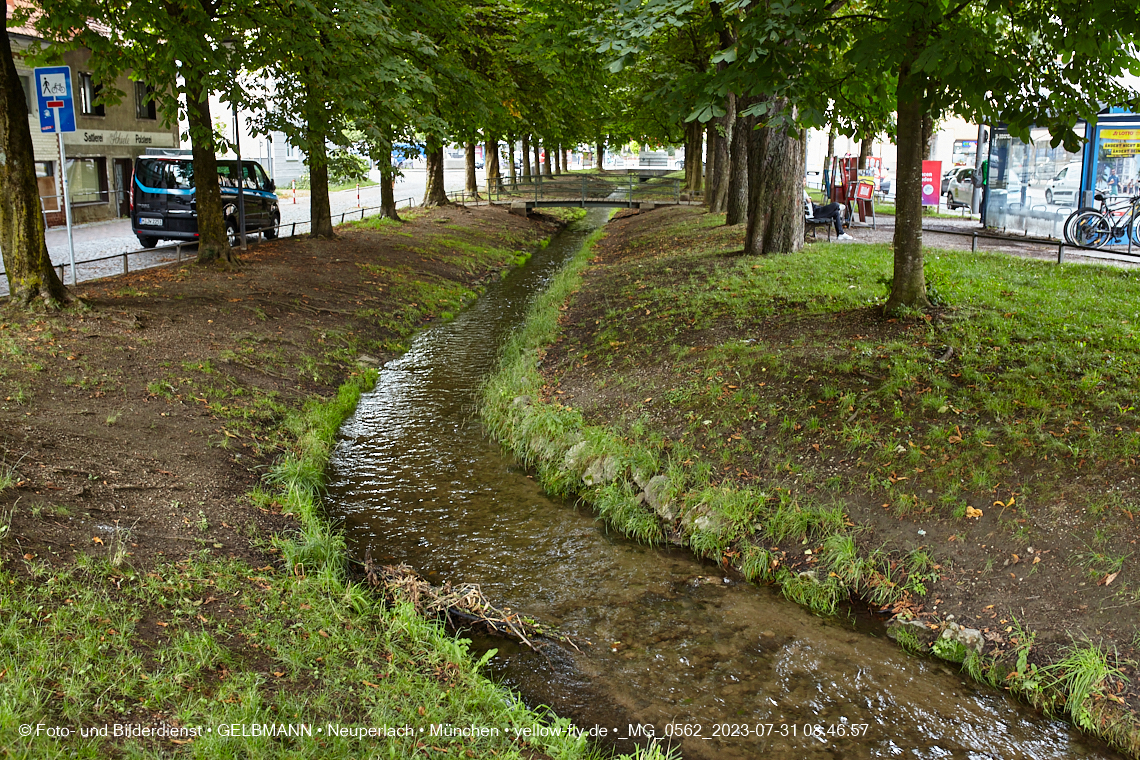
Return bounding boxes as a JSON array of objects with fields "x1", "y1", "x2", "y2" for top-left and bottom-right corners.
[
  {"x1": 28, "y1": 0, "x2": 242, "y2": 266},
  {"x1": 1, "y1": 2, "x2": 69, "y2": 306},
  {"x1": 250, "y1": 0, "x2": 419, "y2": 237},
  {"x1": 838, "y1": 0, "x2": 1140, "y2": 312}
]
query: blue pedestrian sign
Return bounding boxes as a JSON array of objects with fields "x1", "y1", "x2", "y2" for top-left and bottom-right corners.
[{"x1": 34, "y1": 66, "x2": 76, "y2": 134}]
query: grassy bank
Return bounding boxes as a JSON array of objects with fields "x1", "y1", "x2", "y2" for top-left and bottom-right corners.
[
  {"x1": 0, "y1": 206, "x2": 655, "y2": 759},
  {"x1": 481, "y1": 205, "x2": 1140, "y2": 756}
]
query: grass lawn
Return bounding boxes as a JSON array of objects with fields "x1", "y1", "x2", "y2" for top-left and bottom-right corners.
[{"x1": 483, "y1": 204, "x2": 1140, "y2": 754}]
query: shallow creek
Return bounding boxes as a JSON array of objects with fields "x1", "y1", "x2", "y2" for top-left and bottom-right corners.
[{"x1": 325, "y1": 210, "x2": 1120, "y2": 759}]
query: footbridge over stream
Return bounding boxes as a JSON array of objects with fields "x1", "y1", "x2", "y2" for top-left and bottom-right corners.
[{"x1": 445, "y1": 173, "x2": 701, "y2": 213}]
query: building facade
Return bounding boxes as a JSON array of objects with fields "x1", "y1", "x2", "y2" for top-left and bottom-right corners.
[{"x1": 8, "y1": 6, "x2": 180, "y2": 227}]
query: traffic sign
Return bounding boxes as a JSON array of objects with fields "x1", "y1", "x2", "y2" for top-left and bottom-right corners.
[{"x1": 34, "y1": 66, "x2": 76, "y2": 134}]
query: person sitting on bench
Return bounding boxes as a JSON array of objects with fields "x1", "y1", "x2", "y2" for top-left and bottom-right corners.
[{"x1": 804, "y1": 188, "x2": 854, "y2": 241}]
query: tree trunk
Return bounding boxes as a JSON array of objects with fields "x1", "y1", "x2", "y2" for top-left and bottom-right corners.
[
  {"x1": 709, "y1": 93, "x2": 735, "y2": 213},
  {"x1": 542, "y1": 143, "x2": 552, "y2": 176},
  {"x1": 553, "y1": 145, "x2": 561, "y2": 174},
  {"x1": 185, "y1": 75, "x2": 237, "y2": 263},
  {"x1": 0, "y1": 2, "x2": 69, "y2": 307},
  {"x1": 506, "y1": 138, "x2": 516, "y2": 182},
  {"x1": 921, "y1": 114, "x2": 935, "y2": 160},
  {"x1": 561, "y1": 146, "x2": 569, "y2": 172},
  {"x1": 744, "y1": 102, "x2": 805, "y2": 256},
  {"x1": 380, "y1": 168, "x2": 400, "y2": 221},
  {"x1": 726, "y1": 111, "x2": 750, "y2": 225},
  {"x1": 534, "y1": 142, "x2": 541, "y2": 179},
  {"x1": 684, "y1": 120, "x2": 703, "y2": 194},
  {"x1": 485, "y1": 136, "x2": 500, "y2": 190},
  {"x1": 886, "y1": 76, "x2": 931, "y2": 313},
  {"x1": 521, "y1": 135, "x2": 531, "y2": 178},
  {"x1": 422, "y1": 139, "x2": 449, "y2": 207},
  {"x1": 858, "y1": 137, "x2": 873, "y2": 169},
  {"x1": 464, "y1": 141, "x2": 478, "y2": 197},
  {"x1": 596, "y1": 140, "x2": 605, "y2": 171}
]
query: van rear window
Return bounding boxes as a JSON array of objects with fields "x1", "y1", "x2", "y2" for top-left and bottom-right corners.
[{"x1": 137, "y1": 159, "x2": 195, "y2": 190}]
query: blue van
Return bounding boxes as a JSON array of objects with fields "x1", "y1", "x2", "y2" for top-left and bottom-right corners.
[{"x1": 132, "y1": 157, "x2": 281, "y2": 248}]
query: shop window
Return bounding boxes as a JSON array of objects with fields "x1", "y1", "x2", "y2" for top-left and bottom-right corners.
[
  {"x1": 78, "y1": 72, "x2": 105, "y2": 117},
  {"x1": 135, "y1": 81, "x2": 157, "y2": 120},
  {"x1": 67, "y1": 157, "x2": 109, "y2": 205}
]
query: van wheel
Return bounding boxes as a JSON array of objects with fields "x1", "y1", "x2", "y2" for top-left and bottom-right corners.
[
  {"x1": 137, "y1": 235, "x2": 159, "y2": 249},
  {"x1": 264, "y1": 214, "x2": 280, "y2": 240},
  {"x1": 1045, "y1": 189, "x2": 1054, "y2": 205},
  {"x1": 227, "y1": 221, "x2": 239, "y2": 248}
]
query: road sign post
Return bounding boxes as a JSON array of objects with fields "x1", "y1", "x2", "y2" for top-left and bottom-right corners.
[{"x1": 35, "y1": 66, "x2": 78, "y2": 286}]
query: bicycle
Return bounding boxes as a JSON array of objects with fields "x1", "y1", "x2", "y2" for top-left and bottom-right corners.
[{"x1": 1063, "y1": 193, "x2": 1140, "y2": 248}]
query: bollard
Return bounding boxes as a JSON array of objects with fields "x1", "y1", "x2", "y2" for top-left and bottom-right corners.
[
  {"x1": 340, "y1": 212, "x2": 346, "y2": 225},
  {"x1": 356, "y1": 183, "x2": 360, "y2": 208},
  {"x1": 971, "y1": 232, "x2": 977, "y2": 252},
  {"x1": 57, "y1": 265, "x2": 65, "y2": 281},
  {"x1": 122, "y1": 253, "x2": 128, "y2": 274},
  {"x1": 176, "y1": 243, "x2": 182, "y2": 263},
  {"x1": 1058, "y1": 244, "x2": 1065, "y2": 264},
  {"x1": 292, "y1": 179, "x2": 296, "y2": 204},
  {"x1": 291, "y1": 222, "x2": 296, "y2": 237},
  {"x1": 361, "y1": 208, "x2": 365, "y2": 220}
]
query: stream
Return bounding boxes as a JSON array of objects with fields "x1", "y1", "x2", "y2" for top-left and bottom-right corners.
[{"x1": 324, "y1": 209, "x2": 1121, "y2": 759}]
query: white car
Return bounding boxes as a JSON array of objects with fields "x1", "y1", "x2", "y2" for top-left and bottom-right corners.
[
  {"x1": 1045, "y1": 165, "x2": 1081, "y2": 206},
  {"x1": 943, "y1": 167, "x2": 976, "y2": 209}
]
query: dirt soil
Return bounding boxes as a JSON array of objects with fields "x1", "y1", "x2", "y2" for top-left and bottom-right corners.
[
  {"x1": 538, "y1": 206, "x2": 1140, "y2": 738},
  {"x1": 0, "y1": 204, "x2": 560, "y2": 577}
]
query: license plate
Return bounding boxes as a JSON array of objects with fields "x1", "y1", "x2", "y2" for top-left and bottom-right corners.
[{"x1": 139, "y1": 217, "x2": 163, "y2": 227}]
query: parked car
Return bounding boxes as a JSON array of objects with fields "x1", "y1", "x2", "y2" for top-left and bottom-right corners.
[
  {"x1": 944, "y1": 166, "x2": 976, "y2": 209},
  {"x1": 132, "y1": 157, "x2": 280, "y2": 249},
  {"x1": 1045, "y1": 164, "x2": 1082, "y2": 205}
]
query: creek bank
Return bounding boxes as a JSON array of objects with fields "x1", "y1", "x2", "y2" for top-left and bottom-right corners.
[
  {"x1": 0, "y1": 205, "x2": 609, "y2": 759},
  {"x1": 481, "y1": 204, "x2": 1140, "y2": 757}
]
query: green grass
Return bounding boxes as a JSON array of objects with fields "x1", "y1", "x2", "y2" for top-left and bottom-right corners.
[{"x1": 480, "y1": 203, "x2": 1140, "y2": 752}]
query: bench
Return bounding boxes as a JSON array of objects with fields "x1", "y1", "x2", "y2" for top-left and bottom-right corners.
[
  {"x1": 804, "y1": 199, "x2": 834, "y2": 241},
  {"x1": 805, "y1": 217, "x2": 834, "y2": 241}
]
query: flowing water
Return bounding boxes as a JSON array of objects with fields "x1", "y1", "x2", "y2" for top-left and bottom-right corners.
[{"x1": 325, "y1": 210, "x2": 1121, "y2": 759}]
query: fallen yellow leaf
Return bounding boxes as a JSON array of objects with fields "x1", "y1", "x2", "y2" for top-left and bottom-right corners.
[
  {"x1": 966, "y1": 506, "x2": 983, "y2": 519},
  {"x1": 92, "y1": 536, "x2": 104, "y2": 545}
]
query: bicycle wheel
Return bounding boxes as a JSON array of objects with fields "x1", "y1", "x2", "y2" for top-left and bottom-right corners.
[
  {"x1": 1069, "y1": 210, "x2": 1111, "y2": 248},
  {"x1": 1063, "y1": 209, "x2": 1083, "y2": 245}
]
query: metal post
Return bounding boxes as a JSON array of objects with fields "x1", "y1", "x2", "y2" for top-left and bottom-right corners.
[
  {"x1": 971, "y1": 232, "x2": 977, "y2": 252},
  {"x1": 291, "y1": 222, "x2": 296, "y2": 237},
  {"x1": 535, "y1": 174, "x2": 540, "y2": 203},
  {"x1": 1058, "y1": 244, "x2": 1065, "y2": 264},
  {"x1": 57, "y1": 264, "x2": 64, "y2": 281},
  {"x1": 176, "y1": 243, "x2": 182, "y2": 263},
  {"x1": 58, "y1": 133, "x2": 78, "y2": 286},
  {"x1": 340, "y1": 211, "x2": 345, "y2": 225},
  {"x1": 292, "y1": 179, "x2": 296, "y2": 204},
  {"x1": 122, "y1": 253, "x2": 128, "y2": 274},
  {"x1": 233, "y1": 100, "x2": 247, "y2": 251}
]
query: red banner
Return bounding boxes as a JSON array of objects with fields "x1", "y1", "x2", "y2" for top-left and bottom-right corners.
[{"x1": 921, "y1": 161, "x2": 942, "y2": 206}]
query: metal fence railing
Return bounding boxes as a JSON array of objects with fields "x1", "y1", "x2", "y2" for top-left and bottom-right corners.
[{"x1": 2, "y1": 196, "x2": 417, "y2": 288}]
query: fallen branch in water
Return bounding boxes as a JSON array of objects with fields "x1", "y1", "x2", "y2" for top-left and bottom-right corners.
[{"x1": 362, "y1": 550, "x2": 582, "y2": 653}]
